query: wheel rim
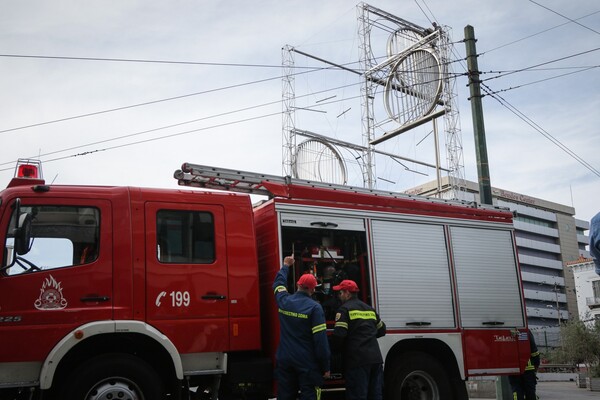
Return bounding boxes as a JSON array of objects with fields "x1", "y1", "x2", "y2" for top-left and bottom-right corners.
[
  {"x1": 85, "y1": 377, "x2": 143, "y2": 400},
  {"x1": 400, "y1": 370, "x2": 439, "y2": 400}
]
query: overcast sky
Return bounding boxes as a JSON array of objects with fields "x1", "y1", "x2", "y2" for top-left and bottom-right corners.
[{"x1": 1, "y1": 0, "x2": 598, "y2": 223}]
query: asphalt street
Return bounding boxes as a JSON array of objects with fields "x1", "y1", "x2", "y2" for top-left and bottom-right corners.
[{"x1": 471, "y1": 380, "x2": 600, "y2": 399}]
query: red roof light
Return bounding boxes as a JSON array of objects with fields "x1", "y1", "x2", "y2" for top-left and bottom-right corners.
[{"x1": 17, "y1": 164, "x2": 39, "y2": 179}]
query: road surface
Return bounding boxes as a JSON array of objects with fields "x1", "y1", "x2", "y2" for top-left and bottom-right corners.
[{"x1": 471, "y1": 380, "x2": 600, "y2": 399}]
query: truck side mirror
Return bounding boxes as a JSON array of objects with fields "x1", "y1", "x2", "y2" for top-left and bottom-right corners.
[{"x1": 14, "y1": 212, "x2": 32, "y2": 256}]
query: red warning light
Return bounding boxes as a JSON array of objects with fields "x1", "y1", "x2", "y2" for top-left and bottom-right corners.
[
  {"x1": 7, "y1": 159, "x2": 45, "y2": 188},
  {"x1": 17, "y1": 164, "x2": 39, "y2": 179}
]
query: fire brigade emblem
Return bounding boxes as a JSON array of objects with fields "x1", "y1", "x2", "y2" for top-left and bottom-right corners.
[
  {"x1": 34, "y1": 275, "x2": 68, "y2": 310},
  {"x1": 335, "y1": 312, "x2": 341, "y2": 321}
]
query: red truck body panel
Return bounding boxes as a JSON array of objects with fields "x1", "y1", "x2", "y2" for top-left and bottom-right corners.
[
  {"x1": 0, "y1": 183, "x2": 262, "y2": 363},
  {"x1": 0, "y1": 164, "x2": 531, "y2": 399}
]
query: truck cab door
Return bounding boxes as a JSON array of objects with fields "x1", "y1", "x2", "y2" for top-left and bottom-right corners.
[
  {"x1": 0, "y1": 197, "x2": 113, "y2": 367},
  {"x1": 145, "y1": 202, "x2": 229, "y2": 353}
]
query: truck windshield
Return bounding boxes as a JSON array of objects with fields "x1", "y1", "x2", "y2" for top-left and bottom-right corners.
[{"x1": 2, "y1": 204, "x2": 100, "y2": 275}]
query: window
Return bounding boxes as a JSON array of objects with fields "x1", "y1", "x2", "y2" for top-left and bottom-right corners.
[
  {"x1": 157, "y1": 210, "x2": 215, "y2": 264},
  {"x1": 514, "y1": 215, "x2": 556, "y2": 229},
  {"x1": 2, "y1": 205, "x2": 100, "y2": 275},
  {"x1": 592, "y1": 280, "x2": 600, "y2": 299}
]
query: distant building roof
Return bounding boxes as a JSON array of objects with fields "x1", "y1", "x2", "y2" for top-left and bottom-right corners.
[{"x1": 566, "y1": 255, "x2": 593, "y2": 266}]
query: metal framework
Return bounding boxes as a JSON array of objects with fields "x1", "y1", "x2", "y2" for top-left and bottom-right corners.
[
  {"x1": 358, "y1": 3, "x2": 465, "y2": 198},
  {"x1": 282, "y1": 45, "x2": 296, "y2": 177},
  {"x1": 438, "y1": 27, "x2": 467, "y2": 199},
  {"x1": 281, "y1": 2, "x2": 465, "y2": 198},
  {"x1": 358, "y1": 5, "x2": 376, "y2": 189}
]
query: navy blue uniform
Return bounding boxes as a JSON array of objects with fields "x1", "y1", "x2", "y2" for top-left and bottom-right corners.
[
  {"x1": 273, "y1": 266, "x2": 330, "y2": 400},
  {"x1": 509, "y1": 330, "x2": 540, "y2": 400},
  {"x1": 332, "y1": 297, "x2": 386, "y2": 400},
  {"x1": 590, "y1": 212, "x2": 600, "y2": 274}
]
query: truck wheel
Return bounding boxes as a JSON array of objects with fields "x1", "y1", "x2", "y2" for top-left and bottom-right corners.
[
  {"x1": 61, "y1": 353, "x2": 164, "y2": 400},
  {"x1": 385, "y1": 352, "x2": 452, "y2": 400}
]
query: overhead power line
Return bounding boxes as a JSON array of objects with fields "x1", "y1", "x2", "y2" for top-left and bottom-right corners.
[
  {"x1": 0, "y1": 53, "x2": 319, "y2": 69},
  {"x1": 0, "y1": 75, "x2": 282, "y2": 136},
  {"x1": 484, "y1": 9, "x2": 600, "y2": 54},
  {"x1": 0, "y1": 111, "x2": 282, "y2": 173},
  {"x1": 480, "y1": 46, "x2": 600, "y2": 83},
  {"x1": 0, "y1": 83, "x2": 364, "y2": 168},
  {"x1": 528, "y1": 0, "x2": 600, "y2": 36},
  {"x1": 480, "y1": 65, "x2": 599, "y2": 96},
  {"x1": 481, "y1": 83, "x2": 600, "y2": 178},
  {"x1": 0, "y1": 48, "x2": 465, "y2": 167},
  {"x1": 0, "y1": 62, "x2": 347, "y2": 136},
  {"x1": 482, "y1": 65, "x2": 600, "y2": 74},
  {"x1": 0, "y1": 52, "x2": 463, "y2": 137}
]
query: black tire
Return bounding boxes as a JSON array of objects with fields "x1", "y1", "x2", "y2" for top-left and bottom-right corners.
[
  {"x1": 451, "y1": 375, "x2": 468, "y2": 400},
  {"x1": 385, "y1": 352, "x2": 453, "y2": 400},
  {"x1": 60, "y1": 353, "x2": 164, "y2": 400}
]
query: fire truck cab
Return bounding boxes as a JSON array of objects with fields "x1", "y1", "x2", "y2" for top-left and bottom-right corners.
[{"x1": 0, "y1": 160, "x2": 531, "y2": 400}]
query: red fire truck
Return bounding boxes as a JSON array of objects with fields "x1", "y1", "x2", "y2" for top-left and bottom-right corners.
[{"x1": 0, "y1": 160, "x2": 531, "y2": 400}]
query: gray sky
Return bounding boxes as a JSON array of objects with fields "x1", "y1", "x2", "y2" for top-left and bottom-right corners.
[{"x1": 1, "y1": 0, "x2": 598, "y2": 222}]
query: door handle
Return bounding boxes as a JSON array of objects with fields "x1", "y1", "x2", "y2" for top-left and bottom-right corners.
[
  {"x1": 201, "y1": 294, "x2": 226, "y2": 300},
  {"x1": 405, "y1": 321, "x2": 432, "y2": 326},
  {"x1": 310, "y1": 222, "x2": 339, "y2": 228},
  {"x1": 482, "y1": 321, "x2": 505, "y2": 326},
  {"x1": 80, "y1": 295, "x2": 110, "y2": 302}
]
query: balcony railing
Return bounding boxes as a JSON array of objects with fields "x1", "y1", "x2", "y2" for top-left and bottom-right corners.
[{"x1": 586, "y1": 297, "x2": 600, "y2": 308}]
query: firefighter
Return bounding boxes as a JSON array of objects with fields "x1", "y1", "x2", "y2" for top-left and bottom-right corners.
[
  {"x1": 273, "y1": 255, "x2": 331, "y2": 400},
  {"x1": 331, "y1": 279, "x2": 386, "y2": 400},
  {"x1": 509, "y1": 329, "x2": 540, "y2": 400}
]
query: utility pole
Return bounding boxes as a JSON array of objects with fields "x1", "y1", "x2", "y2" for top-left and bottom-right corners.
[
  {"x1": 465, "y1": 25, "x2": 509, "y2": 400},
  {"x1": 464, "y1": 25, "x2": 493, "y2": 206},
  {"x1": 554, "y1": 283, "x2": 561, "y2": 325}
]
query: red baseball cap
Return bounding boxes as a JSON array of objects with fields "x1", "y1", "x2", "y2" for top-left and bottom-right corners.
[
  {"x1": 297, "y1": 274, "x2": 318, "y2": 290},
  {"x1": 333, "y1": 279, "x2": 359, "y2": 292}
]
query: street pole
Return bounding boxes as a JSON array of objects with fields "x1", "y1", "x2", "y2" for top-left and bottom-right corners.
[
  {"x1": 465, "y1": 25, "x2": 509, "y2": 400},
  {"x1": 554, "y1": 283, "x2": 561, "y2": 325},
  {"x1": 464, "y1": 25, "x2": 493, "y2": 206}
]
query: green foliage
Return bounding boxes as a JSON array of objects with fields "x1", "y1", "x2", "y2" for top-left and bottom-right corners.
[
  {"x1": 592, "y1": 364, "x2": 600, "y2": 378},
  {"x1": 546, "y1": 347, "x2": 569, "y2": 365},
  {"x1": 558, "y1": 317, "x2": 600, "y2": 375}
]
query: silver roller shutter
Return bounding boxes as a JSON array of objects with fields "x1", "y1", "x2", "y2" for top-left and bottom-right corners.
[
  {"x1": 450, "y1": 226, "x2": 525, "y2": 328},
  {"x1": 372, "y1": 220, "x2": 456, "y2": 328}
]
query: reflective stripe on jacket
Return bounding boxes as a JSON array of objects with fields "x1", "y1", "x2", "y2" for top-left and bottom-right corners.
[
  {"x1": 272, "y1": 266, "x2": 330, "y2": 374},
  {"x1": 525, "y1": 330, "x2": 540, "y2": 371},
  {"x1": 332, "y1": 297, "x2": 386, "y2": 368}
]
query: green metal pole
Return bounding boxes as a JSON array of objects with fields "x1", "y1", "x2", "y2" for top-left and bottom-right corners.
[
  {"x1": 464, "y1": 25, "x2": 493, "y2": 206},
  {"x1": 465, "y1": 26, "x2": 507, "y2": 398}
]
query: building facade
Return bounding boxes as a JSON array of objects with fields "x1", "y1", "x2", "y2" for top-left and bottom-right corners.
[
  {"x1": 570, "y1": 258, "x2": 600, "y2": 326},
  {"x1": 406, "y1": 177, "x2": 590, "y2": 348}
]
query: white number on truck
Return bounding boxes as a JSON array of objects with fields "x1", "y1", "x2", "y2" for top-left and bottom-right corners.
[
  {"x1": 169, "y1": 291, "x2": 191, "y2": 307},
  {"x1": 155, "y1": 291, "x2": 190, "y2": 307}
]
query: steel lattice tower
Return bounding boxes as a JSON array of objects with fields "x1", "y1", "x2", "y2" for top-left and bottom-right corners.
[
  {"x1": 282, "y1": 45, "x2": 296, "y2": 177},
  {"x1": 439, "y1": 26, "x2": 466, "y2": 199}
]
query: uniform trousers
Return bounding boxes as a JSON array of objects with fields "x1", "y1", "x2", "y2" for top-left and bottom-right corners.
[
  {"x1": 508, "y1": 370, "x2": 537, "y2": 400},
  {"x1": 276, "y1": 362, "x2": 323, "y2": 400},
  {"x1": 344, "y1": 363, "x2": 383, "y2": 400}
]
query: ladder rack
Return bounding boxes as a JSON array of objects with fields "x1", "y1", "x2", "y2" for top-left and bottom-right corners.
[
  {"x1": 175, "y1": 163, "x2": 294, "y2": 196},
  {"x1": 174, "y1": 163, "x2": 510, "y2": 214},
  {"x1": 176, "y1": 162, "x2": 435, "y2": 200}
]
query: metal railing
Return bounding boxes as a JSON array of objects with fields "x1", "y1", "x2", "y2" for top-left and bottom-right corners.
[{"x1": 586, "y1": 297, "x2": 600, "y2": 308}]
